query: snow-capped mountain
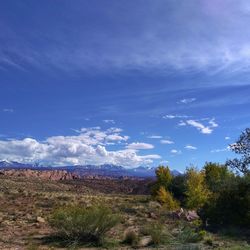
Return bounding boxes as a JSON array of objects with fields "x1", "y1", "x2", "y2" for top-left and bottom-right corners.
[{"x1": 0, "y1": 161, "x2": 182, "y2": 178}]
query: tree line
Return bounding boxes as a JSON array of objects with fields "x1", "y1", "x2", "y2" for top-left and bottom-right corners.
[{"x1": 152, "y1": 128, "x2": 250, "y2": 228}]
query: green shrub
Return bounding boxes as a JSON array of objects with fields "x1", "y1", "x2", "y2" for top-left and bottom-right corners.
[
  {"x1": 191, "y1": 219, "x2": 202, "y2": 228},
  {"x1": 142, "y1": 223, "x2": 170, "y2": 245},
  {"x1": 204, "y1": 236, "x2": 213, "y2": 246},
  {"x1": 198, "y1": 230, "x2": 207, "y2": 239},
  {"x1": 177, "y1": 227, "x2": 204, "y2": 243},
  {"x1": 49, "y1": 204, "x2": 120, "y2": 245}
]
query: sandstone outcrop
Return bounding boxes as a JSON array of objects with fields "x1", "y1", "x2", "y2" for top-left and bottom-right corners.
[{"x1": 0, "y1": 169, "x2": 79, "y2": 181}]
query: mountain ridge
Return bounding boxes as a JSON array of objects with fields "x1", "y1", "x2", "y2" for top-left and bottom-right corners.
[{"x1": 0, "y1": 160, "x2": 182, "y2": 178}]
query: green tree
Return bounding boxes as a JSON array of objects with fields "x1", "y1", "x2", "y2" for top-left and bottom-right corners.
[
  {"x1": 155, "y1": 165, "x2": 172, "y2": 187},
  {"x1": 226, "y1": 128, "x2": 250, "y2": 175},
  {"x1": 152, "y1": 166, "x2": 172, "y2": 195},
  {"x1": 169, "y1": 174, "x2": 187, "y2": 205},
  {"x1": 201, "y1": 174, "x2": 250, "y2": 227},
  {"x1": 185, "y1": 167, "x2": 210, "y2": 209},
  {"x1": 203, "y1": 162, "x2": 233, "y2": 193}
]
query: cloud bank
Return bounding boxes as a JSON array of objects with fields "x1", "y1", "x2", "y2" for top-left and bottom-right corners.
[{"x1": 0, "y1": 127, "x2": 160, "y2": 167}]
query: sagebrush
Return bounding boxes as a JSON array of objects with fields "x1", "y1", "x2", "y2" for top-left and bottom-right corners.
[{"x1": 49, "y1": 204, "x2": 120, "y2": 245}]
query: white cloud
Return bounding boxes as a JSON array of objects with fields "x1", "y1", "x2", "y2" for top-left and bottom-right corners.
[
  {"x1": 163, "y1": 115, "x2": 176, "y2": 119},
  {"x1": 70, "y1": 127, "x2": 128, "y2": 145},
  {"x1": 208, "y1": 119, "x2": 218, "y2": 128},
  {"x1": 126, "y1": 142, "x2": 154, "y2": 150},
  {"x1": 160, "y1": 140, "x2": 174, "y2": 144},
  {"x1": 106, "y1": 127, "x2": 123, "y2": 133},
  {"x1": 178, "y1": 98, "x2": 196, "y2": 104},
  {"x1": 171, "y1": 149, "x2": 182, "y2": 154},
  {"x1": 177, "y1": 118, "x2": 218, "y2": 134},
  {"x1": 147, "y1": 135, "x2": 163, "y2": 139},
  {"x1": 178, "y1": 120, "x2": 186, "y2": 126},
  {"x1": 225, "y1": 136, "x2": 231, "y2": 140},
  {"x1": 163, "y1": 114, "x2": 189, "y2": 119},
  {"x1": 185, "y1": 119, "x2": 218, "y2": 134},
  {"x1": 185, "y1": 145, "x2": 197, "y2": 150},
  {"x1": 103, "y1": 119, "x2": 115, "y2": 124},
  {"x1": 0, "y1": 127, "x2": 160, "y2": 167},
  {"x1": 140, "y1": 154, "x2": 161, "y2": 160},
  {"x1": 106, "y1": 134, "x2": 129, "y2": 142},
  {"x1": 211, "y1": 146, "x2": 230, "y2": 153}
]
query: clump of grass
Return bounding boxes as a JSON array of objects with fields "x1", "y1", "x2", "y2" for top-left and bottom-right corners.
[
  {"x1": 49, "y1": 204, "x2": 120, "y2": 246},
  {"x1": 177, "y1": 226, "x2": 205, "y2": 243},
  {"x1": 204, "y1": 235, "x2": 213, "y2": 246},
  {"x1": 123, "y1": 230, "x2": 139, "y2": 246},
  {"x1": 142, "y1": 223, "x2": 171, "y2": 246}
]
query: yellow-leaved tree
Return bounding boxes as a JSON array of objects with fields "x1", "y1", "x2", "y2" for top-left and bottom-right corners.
[
  {"x1": 185, "y1": 167, "x2": 211, "y2": 209},
  {"x1": 152, "y1": 166, "x2": 179, "y2": 210},
  {"x1": 156, "y1": 186, "x2": 179, "y2": 210}
]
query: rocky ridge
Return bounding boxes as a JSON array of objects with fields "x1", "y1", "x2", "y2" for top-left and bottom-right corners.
[{"x1": 0, "y1": 169, "x2": 79, "y2": 181}]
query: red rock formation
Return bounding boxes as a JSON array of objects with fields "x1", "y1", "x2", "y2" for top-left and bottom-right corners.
[{"x1": 0, "y1": 169, "x2": 79, "y2": 181}]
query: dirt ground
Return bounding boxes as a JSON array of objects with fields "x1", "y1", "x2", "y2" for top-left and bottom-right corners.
[{"x1": 0, "y1": 176, "x2": 249, "y2": 250}]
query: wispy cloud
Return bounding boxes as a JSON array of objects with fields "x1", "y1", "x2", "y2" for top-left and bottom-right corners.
[
  {"x1": 208, "y1": 119, "x2": 218, "y2": 128},
  {"x1": 126, "y1": 142, "x2": 154, "y2": 150},
  {"x1": 211, "y1": 146, "x2": 230, "y2": 153},
  {"x1": 178, "y1": 120, "x2": 186, "y2": 126},
  {"x1": 178, "y1": 98, "x2": 196, "y2": 104},
  {"x1": 171, "y1": 149, "x2": 182, "y2": 155},
  {"x1": 103, "y1": 119, "x2": 115, "y2": 124},
  {"x1": 161, "y1": 140, "x2": 174, "y2": 144},
  {"x1": 2, "y1": 1, "x2": 250, "y2": 77},
  {"x1": 186, "y1": 120, "x2": 212, "y2": 134},
  {"x1": 185, "y1": 118, "x2": 218, "y2": 134},
  {"x1": 147, "y1": 135, "x2": 163, "y2": 139},
  {"x1": 185, "y1": 145, "x2": 197, "y2": 150},
  {"x1": 3, "y1": 108, "x2": 14, "y2": 113},
  {"x1": 163, "y1": 114, "x2": 189, "y2": 119},
  {"x1": 225, "y1": 136, "x2": 231, "y2": 140}
]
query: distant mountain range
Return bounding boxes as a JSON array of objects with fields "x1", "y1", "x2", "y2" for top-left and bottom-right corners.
[{"x1": 0, "y1": 160, "x2": 182, "y2": 178}]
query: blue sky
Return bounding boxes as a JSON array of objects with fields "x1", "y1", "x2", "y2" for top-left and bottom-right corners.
[{"x1": 0, "y1": 0, "x2": 250, "y2": 171}]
